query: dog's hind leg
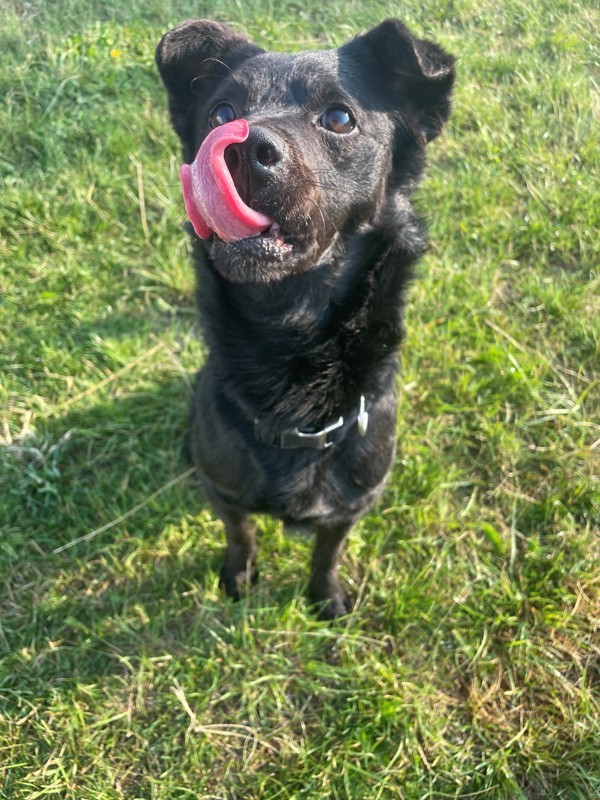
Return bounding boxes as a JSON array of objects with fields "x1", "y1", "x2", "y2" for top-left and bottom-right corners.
[
  {"x1": 212, "y1": 499, "x2": 257, "y2": 602},
  {"x1": 309, "y1": 522, "x2": 354, "y2": 621}
]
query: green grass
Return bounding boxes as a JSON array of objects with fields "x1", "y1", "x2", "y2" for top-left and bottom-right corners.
[{"x1": 1, "y1": 0, "x2": 598, "y2": 797}]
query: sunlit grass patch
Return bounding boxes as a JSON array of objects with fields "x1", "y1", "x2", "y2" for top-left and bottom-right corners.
[{"x1": 1, "y1": 0, "x2": 598, "y2": 797}]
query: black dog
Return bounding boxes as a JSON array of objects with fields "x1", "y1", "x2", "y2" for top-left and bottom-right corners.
[{"x1": 156, "y1": 19, "x2": 454, "y2": 619}]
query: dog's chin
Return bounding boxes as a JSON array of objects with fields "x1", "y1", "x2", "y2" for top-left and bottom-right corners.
[{"x1": 209, "y1": 228, "x2": 322, "y2": 284}]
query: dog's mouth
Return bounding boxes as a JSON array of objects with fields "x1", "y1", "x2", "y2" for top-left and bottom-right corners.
[
  {"x1": 180, "y1": 118, "x2": 327, "y2": 281},
  {"x1": 212, "y1": 219, "x2": 294, "y2": 263},
  {"x1": 236, "y1": 220, "x2": 291, "y2": 250},
  {"x1": 180, "y1": 119, "x2": 293, "y2": 254}
]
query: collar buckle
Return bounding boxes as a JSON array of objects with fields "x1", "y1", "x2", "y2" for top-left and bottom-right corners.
[
  {"x1": 279, "y1": 415, "x2": 344, "y2": 450},
  {"x1": 253, "y1": 395, "x2": 369, "y2": 450}
]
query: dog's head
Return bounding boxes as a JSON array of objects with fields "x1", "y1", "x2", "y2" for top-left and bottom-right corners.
[{"x1": 156, "y1": 19, "x2": 455, "y2": 283}]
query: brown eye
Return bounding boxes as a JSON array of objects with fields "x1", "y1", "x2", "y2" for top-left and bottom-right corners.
[
  {"x1": 209, "y1": 103, "x2": 237, "y2": 128},
  {"x1": 319, "y1": 107, "x2": 355, "y2": 134}
]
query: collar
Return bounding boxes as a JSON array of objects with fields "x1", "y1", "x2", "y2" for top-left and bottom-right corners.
[{"x1": 253, "y1": 395, "x2": 369, "y2": 451}]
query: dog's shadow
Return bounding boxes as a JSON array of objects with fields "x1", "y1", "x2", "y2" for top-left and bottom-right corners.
[{"x1": 3, "y1": 372, "x2": 246, "y2": 686}]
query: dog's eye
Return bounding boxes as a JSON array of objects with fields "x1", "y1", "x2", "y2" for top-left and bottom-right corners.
[
  {"x1": 318, "y1": 107, "x2": 355, "y2": 134},
  {"x1": 209, "y1": 103, "x2": 237, "y2": 128}
]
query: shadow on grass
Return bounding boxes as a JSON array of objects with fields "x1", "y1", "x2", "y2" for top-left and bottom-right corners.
[{"x1": 0, "y1": 375, "x2": 246, "y2": 691}]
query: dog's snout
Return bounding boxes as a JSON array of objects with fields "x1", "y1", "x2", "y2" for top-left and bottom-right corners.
[
  {"x1": 224, "y1": 126, "x2": 287, "y2": 204},
  {"x1": 224, "y1": 126, "x2": 286, "y2": 182},
  {"x1": 250, "y1": 128, "x2": 285, "y2": 171},
  {"x1": 255, "y1": 140, "x2": 280, "y2": 169},
  {"x1": 247, "y1": 126, "x2": 286, "y2": 173}
]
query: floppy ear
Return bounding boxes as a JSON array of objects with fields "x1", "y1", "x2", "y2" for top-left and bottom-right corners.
[
  {"x1": 156, "y1": 20, "x2": 263, "y2": 148},
  {"x1": 355, "y1": 19, "x2": 455, "y2": 142}
]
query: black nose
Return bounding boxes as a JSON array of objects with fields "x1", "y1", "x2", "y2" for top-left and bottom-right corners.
[
  {"x1": 247, "y1": 126, "x2": 286, "y2": 172},
  {"x1": 224, "y1": 126, "x2": 286, "y2": 199}
]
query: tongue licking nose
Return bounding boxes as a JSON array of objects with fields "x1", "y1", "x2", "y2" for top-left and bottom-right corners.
[{"x1": 180, "y1": 119, "x2": 274, "y2": 242}]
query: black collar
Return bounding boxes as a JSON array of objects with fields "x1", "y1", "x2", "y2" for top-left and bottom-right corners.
[{"x1": 253, "y1": 395, "x2": 369, "y2": 450}]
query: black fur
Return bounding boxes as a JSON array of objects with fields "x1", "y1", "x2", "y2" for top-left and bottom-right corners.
[{"x1": 156, "y1": 19, "x2": 455, "y2": 619}]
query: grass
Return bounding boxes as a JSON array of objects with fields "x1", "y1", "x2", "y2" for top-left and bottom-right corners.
[{"x1": 0, "y1": 0, "x2": 598, "y2": 797}]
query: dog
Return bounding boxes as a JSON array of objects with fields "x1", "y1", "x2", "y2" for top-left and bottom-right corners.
[{"x1": 156, "y1": 18, "x2": 454, "y2": 619}]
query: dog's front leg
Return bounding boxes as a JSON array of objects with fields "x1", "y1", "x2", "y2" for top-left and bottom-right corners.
[
  {"x1": 212, "y1": 499, "x2": 257, "y2": 602},
  {"x1": 309, "y1": 522, "x2": 353, "y2": 620}
]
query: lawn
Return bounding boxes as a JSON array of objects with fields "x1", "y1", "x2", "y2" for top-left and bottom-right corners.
[{"x1": 1, "y1": 0, "x2": 598, "y2": 797}]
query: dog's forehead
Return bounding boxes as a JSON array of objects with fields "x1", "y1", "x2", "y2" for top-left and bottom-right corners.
[{"x1": 234, "y1": 49, "x2": 344, "y2": 106}]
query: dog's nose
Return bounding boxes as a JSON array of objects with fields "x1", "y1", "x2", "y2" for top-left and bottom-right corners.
[
  {"x1": 224, "y1": 126, "x2": 286, "y2": 193},
  {"x1": 248, "y1": 126, "x2": 286, "y2": 171}
]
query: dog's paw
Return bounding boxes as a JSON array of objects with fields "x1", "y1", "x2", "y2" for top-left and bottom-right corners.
[
  {"x1": 309, "y1": 588, "x2": 353, "y2": 621},
  {"x1": 317, "y1": 592, "x2": 352, "y2": 622},
  {"x1": 219, "y1": 561, "x2": 258, "y2": 602}
]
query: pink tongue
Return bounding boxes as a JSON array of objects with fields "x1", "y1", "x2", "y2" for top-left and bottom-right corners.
[{"x1": 180, "y1": 119, "x2": 273, "y2": 242}]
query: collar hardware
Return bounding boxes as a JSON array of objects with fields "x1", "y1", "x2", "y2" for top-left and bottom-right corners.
[
  {"x1": 357, "y1": 394, "x2": 369, "y2": 437},
  {"x1": 253, "y1": 395, "x2": 369, "y2": 451},
  {"x1": 278, "y1": 415, "x2": 344, "y2": 450}
]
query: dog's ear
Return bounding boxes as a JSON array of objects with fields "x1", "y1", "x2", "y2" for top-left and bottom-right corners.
[
  {"x1": 156, "y1": 20, "x2": 263, "y2": 147},
  {"x1": 353, "y1": 19, "x2": 455, "y2": 142}
]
